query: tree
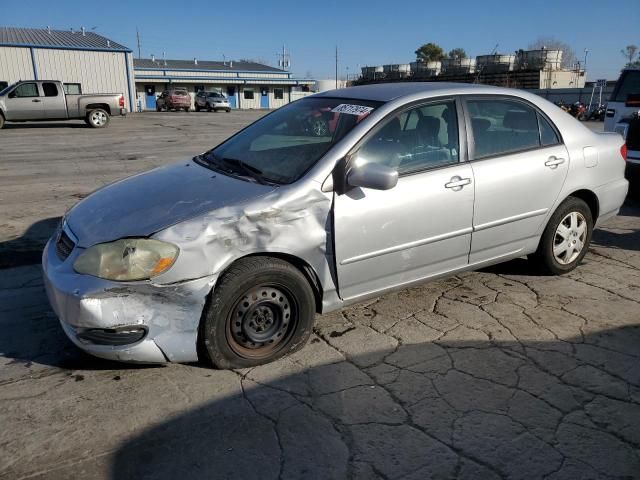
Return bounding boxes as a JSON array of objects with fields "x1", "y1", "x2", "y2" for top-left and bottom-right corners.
[
  {"x1": 415, "y1": 43, "x2": 445, "y2": 63},
  {"x1": 621, "y1": 45, "x2": 639, "y2": 66},
  {"x1": 527, "y1": 37, "x2": 576, "y2": 69},
  {"x1": 447, "y1": 48, "x2": 467, "y2": 60}
]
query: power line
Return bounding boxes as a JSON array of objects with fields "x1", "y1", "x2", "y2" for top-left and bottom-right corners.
[{"x1": 136, "y1": 27, "x2": 141, "y2": 59}]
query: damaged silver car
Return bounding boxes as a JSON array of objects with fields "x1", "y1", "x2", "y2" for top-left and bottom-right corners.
[{"x1": 43, "y1": 83, "x2": 628, "y2": 368}]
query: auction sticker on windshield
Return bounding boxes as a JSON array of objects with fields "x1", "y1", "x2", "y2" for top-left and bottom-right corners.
[{"x1": 331, "y1": 104, "x2": 375, "y2": 115}]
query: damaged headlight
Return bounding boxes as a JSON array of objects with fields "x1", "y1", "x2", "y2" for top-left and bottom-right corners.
[{"x1": 73, "y1": 238, "x2": 179, "y2": 281}]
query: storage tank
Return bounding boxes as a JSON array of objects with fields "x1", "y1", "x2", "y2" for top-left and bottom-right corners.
[
  {"x1": 517, "y1": 49, "x2": 563, "y2": 70},
  {"x1": 410, "y1": 61, "x2": 441, "y2": 77},
  {"x1": 383, "y1": 64, "x2": 411, "y2": 78},
  {"x1": 476, "y1": 54, "x2": 516, "y2": 73},
  {"x1": 441, "y1": 57, "x2": 476, "y2": 74},
  {"x1": 314, "y1": 79, "x2": 347, "y2": 92},
  {"x1": 361, "y1": 65, "x2": 384, "y2": 80}
]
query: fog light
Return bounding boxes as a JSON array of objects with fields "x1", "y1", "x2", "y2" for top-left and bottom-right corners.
[{"x1": 77, "y1": 326, "x2": 147, "y2": 345}]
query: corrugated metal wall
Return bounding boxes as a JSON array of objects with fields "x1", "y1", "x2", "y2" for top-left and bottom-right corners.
[
  {"x1": 0, "y1": 46, "x2": 34, "y2": 82},
  {"x1": 34, "y1": 49, "x2": 133, "y2": 108}
]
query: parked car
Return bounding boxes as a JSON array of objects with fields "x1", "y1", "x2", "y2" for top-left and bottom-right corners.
[
  {"x1": 195, "y1": 91, "x2": 231, "y2": 112},
  {"x1": 604, "y1": 67, "x2": 640, "y2": 184},
  {"x1": 43, "y1": 83, "x2": 628, "y2": 369},
  {"x1": 156, "y1": 89, "x2": 191, "y2": 112},
  {"x1": 0, "y1": 80, "x2": 126, "y2": 129}
]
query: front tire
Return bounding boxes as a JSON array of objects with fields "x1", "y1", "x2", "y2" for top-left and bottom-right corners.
[
  {"x1": 530, "y1": 197, "x2": 593, "y2": 275},
  {"x1": 195, "y1": 104, "x2": 200, "y2": 112},
  {"x1": 206, "y1": 103, "x2": 212, "y2": 112},
  {"x1": 86, "y1": 108, "x2": 110, "y2": 128},
  {"x1": 0, "y1": 113, "x2": 6, "y2": 129},
  {"x1": 202, "y1": 257, "x2": 316, "y2": 369}
]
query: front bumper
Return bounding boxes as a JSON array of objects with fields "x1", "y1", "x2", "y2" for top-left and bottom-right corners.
[
  {"x1": 212, "y1": 102, "x2": 230, "y2": 109},
  {"x1": 42, "y1": 237, "x2": 215, "y2": 363}
]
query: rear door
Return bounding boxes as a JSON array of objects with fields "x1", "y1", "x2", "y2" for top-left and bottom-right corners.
[
  {"x1": 334, "y1": 98, "x2": 475, "y2": 300},
  {"x1": 4, "y1": 82, "x2": 43, "y2": 120},
  {"x1": 463, "y1": 96, "x2": 569, "y2": 264},
  {"x1": 41, "y1": 82, "x2": 67, "y2": 119}
]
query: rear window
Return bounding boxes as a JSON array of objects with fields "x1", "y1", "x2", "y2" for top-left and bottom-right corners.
[{"x1": 611, "y1": 70, "x2": 640, "y2": 102}]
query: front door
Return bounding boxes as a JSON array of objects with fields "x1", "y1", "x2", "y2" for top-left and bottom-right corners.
[
  {"x1": 227, "y1": 86, "x2": 237, "y2": 109},
  {"x1": 334, "y1": 99, "x2": 474, "y2": 300},
  {"x1": 5, "y1": 82, "x2": 44, "y2": 120},
  {"x1": 260, "y1": 87, "x2": 269, "y2": 109},
  {"x1": 464, "y1": 97, "x2": 570, "y2": 263},
  {"x1": 145, "y1": 85, "x2": 156, "y2": 110}
]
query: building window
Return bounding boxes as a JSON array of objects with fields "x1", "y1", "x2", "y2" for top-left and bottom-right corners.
[
  {"x1": 244, "y1": 89, "x2": 254, "y2": 100},
  {"x1": 63, "y1": 83, "x2": 82, "y2": 95},
  {"x1": 274, "y1": 88, "x2": 284, "y2": 99}
]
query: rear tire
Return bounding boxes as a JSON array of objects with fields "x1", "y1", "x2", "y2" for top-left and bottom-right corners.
[
  {"x1": 201, "y1": 257, "x2": 315, "y2": 369},
  {"x1": 530, "y1": 197, "x2": 593, "y2": 275},
  {"x1": 195, "y1": 104, "x2": 200, "y2": 112},
  {"x1": 86, "y1": 108, "x2": 110, "y2": 128},
  {"x1": 184, "y1": 107, "x2": 190, "y2": 112}
]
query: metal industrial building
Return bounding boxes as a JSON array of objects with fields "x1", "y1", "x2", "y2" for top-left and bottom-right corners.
[
  {"x1": 0, "y1": 26, "x2": 135, "y2": 111},
  {"x1": 0, "y1": 26, "x2": 313, "y2": 112},
  {"x1": 133, "y1": 58, "x2": 313, "y2": 110}
]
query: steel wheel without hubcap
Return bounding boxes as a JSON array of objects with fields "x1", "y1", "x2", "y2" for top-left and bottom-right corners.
[
  {"x1": 553, "y1": 211, "x2": 587, "y2": 265},
  {"x1": 226, "y1": 285, "x2": 297, "y2": 360}
]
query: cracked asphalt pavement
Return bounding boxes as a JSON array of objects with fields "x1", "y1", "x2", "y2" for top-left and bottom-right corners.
[{"x1": 1, "y1": 114, "x2": 639, "y2": 479}]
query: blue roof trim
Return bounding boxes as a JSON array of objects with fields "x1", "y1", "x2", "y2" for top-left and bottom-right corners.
[
  {"x1": 0, "y1": 42, "x2": 131, "y2": 53},
  {"x1": 134, "y1": 75, "x2": 309, "y2": 83},
  {"x1": 134, "y1": 66, "x2": 289, "y2": 75}
]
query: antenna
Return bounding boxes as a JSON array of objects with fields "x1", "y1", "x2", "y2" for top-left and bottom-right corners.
[
  {"x1": 136, "y1": 27, "x2": 141, "y2": 59},
  {"x1": 277, "y1": 45, "x2": 290, "y2": 70}
]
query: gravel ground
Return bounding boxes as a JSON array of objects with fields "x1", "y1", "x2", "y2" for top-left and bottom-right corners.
[{"x1": 1, "y1": 114, "x2": 638, "y2": 480}]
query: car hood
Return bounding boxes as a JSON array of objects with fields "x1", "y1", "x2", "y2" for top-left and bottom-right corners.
[{"x1": 66, "y1": 160, "x2": 276, "y2": 248}]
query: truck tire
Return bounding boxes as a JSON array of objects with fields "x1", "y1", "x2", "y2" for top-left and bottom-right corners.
[
  {"x1": 86, "y1": 109, "x2": 110, "y2": 128},
  {"x1": 201, "y1": 256, "x2": 315, "y2": 369}
]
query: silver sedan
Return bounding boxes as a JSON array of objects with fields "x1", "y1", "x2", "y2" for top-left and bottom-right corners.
[{"x1": 43, "y1": 83, "x2": 629, "y2": 368}]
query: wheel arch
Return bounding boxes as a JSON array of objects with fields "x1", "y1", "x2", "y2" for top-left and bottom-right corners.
[
  {"x1": 85, "y1": 103, "x2": 111, "y2": 115},
  {"x1": 567, "y1": 188, "x2": 599, "y2": 221}
]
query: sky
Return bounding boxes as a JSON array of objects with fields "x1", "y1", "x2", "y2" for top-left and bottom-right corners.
[{"x1": 3, "y1": 0, "x2": 639, "y2": 81}]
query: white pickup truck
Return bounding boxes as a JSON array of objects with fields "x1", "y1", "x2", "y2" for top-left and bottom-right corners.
[{"x1": 0, "y1": 80, "x2": 126, "y2": 129}]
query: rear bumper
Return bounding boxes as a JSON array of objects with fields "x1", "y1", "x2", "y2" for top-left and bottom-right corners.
[{"x1": 594, "y1": 178, "x2": 629, "y2": 226}]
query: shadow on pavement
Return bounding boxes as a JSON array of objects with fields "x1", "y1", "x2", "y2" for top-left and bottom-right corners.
[
  {"x1": 0, "y1": 217, "x2": 61, "y2": 269},
  {"x1": 105, "y1": 326, "x2": 640, "y2": 480},
  {"x1": 1, "y1": 122, "x2": 89, "y2": 129}
]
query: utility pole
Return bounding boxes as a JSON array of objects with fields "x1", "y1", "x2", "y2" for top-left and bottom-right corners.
[
  {"x1": 335, "y1": 46, "x2": 338, "y2": 89},
  {"x1": 136, "y1": 27, "x2": 141, "y2": 59},
  {"x1": 583, "y1": 48, "x2": 589, "y2": 82}
]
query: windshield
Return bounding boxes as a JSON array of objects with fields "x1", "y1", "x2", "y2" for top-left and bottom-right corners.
[
  {"x1": 611, "y1": 70, "x2": 640, "y2": 102},
  {"x1": 202, "y1": 97, "x2": 381, "y2": 184},
  {"x1": 208, "y1": 92, "x2": 224, "y2": 98}
]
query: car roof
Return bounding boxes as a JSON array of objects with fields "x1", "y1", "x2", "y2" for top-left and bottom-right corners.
[{"x1": 314, "y1": 82, "x2": 505, "y2": 102}]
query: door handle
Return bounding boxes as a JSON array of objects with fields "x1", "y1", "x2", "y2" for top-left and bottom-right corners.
[
  {"x1": 545, "y1": 156, "x2": 565, "y2": 168},
  {"x1": 445, "y1": 176, "x2": 471, "y2": 190},
  {"x1": 32, "y1": 99, "x2": 42, "y2": 102}
]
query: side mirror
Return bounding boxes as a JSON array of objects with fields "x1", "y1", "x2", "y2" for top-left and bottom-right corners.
[{"x1": 347, "y1": 162, "x2": 398, "y2": 191}]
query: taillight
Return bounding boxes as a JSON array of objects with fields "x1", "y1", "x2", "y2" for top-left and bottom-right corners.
[
  {"x1": 621, "y1": 143, "x2": 627, "y2": 162},
  {"x1": 119, "y1": 95, "x2": 125, "y2": 108}
]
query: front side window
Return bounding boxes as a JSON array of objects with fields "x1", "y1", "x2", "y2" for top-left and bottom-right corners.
[
  {"x1": 244, "y1": 89, "x2": 254, "y2": 100},
  {"x1": 467, "y1": 99, "x2": 543, "y2": 158},
  {"x1": 274, "y1": 88, "x2": 284, "y2": 99},
  {"x1": 612, "y1": 70, "x2": 640, "y2": 102},
  {"x1": 201, "y1": 97, "x2": 381, "y2": 184},
  {"x1": 42, "y1": 82, "x2": 58, "y2": 97},
  {"x1": 12, "y1": 83, "x2": 39, "y2": 98},
  {"x1": 354, "y1": 100, "x2": 459, "y2": 174}
]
